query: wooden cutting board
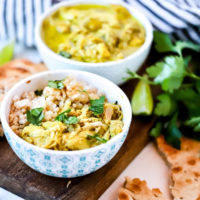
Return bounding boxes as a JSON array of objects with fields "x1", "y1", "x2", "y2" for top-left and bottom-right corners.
[{"x1": 0, "y1": 64, "x2": 157, "y2": 200}]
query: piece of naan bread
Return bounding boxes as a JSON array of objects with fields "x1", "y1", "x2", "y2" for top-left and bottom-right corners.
[
  {"x1": 118, "y1": 177, "x2": 167, "y2": 200},
  {"x1": 157, "y1": 136, "x2": 200, "y2": 200},
  {"x1": 0, "y1": 124, "x2": 3, "y2": 137},
  {"x1": 0, "y1": 59, "x2": 47, "y2": 103},
  {"x1": 0, "y1": 59, "x2": 47, "y2": 136}
]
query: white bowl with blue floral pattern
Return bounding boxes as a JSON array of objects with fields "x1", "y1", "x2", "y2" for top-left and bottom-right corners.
[{"x1": 0, "y1": 70, "x2": 132, "y2": 178}]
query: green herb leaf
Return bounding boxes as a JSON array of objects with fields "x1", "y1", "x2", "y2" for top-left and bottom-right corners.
[
  {"x1": 59, "y1": 51, "x2": 72, "y2": 59},
  {"x1": 127, "y1": 32, "x2": 200, "y2": 148},
  {"x1": 147, "y1": 56, "x2": 185, "y2": 92},
  {"x1": 154, "y1": 31, "x2": 200, "y2": 56},
  {"x1": 185, "y1": 101, "x2": 200, "y2": 118},
  {"x1": 87, "y1": 134, "x2": 107, "y2": 143},
  {"x1": 173, "y1": 89, "x2": 200, "y2": 117},
  {"x1": 193, "y1": 124, "x2": 200, "y2": 132},
  {"x1": 123, "y1": 69, "x2": 154, "y2": 84},
  {"x1": 153, "y1": 31, "x2": 175, "y2": 54},
  {"x1": 150, "y1": 122, "x2": 162, "y2": 138},
  {"x1": 173, "y1": 88, "x2": 197, "y2": 101},
  {"x1": 79, "y1": 89, "x2": 87, "y2": 93},
  {"x1": 34, "y1": 90, "x2": 43, "y2": 96},
  {"x1": 55, "y1": 109, "x2": 71, "y2": 121},
  {"x1": 185, "y1": 116, "x2": 200, "y2": 127},
  {"x1": 195, "y1": 80, "x2": 200, "y2": 94},
  {"x1": 89, "y1": 96, "x2": 105, "y2": 115},
  {"x1": 175, "y1": 41, "x2": 200, "y2": 56},
  {"x1": 165, "y1": 112, "x2": 182, "y2": 149},
  {"x1": 0, "y1": 40, "x2": 15, "y2": 66},
  {"x1": 64, "y1": 116, "x2": 78, "y2": 125},
  {"x1": 27, "y1": 107, "x2": 44, "y2": 125},
  {"x1": 183, "y1": 55, "x2": 191, "y2": 68},
  {"x1": 185, "y1": 117, "x2": 200, "y2": 132},
  {"x1": 154, "y1": 93, "x2": 176, "y2": 116},
  {"x1": 48, "y1": 80, "x2": 64, "y2": 89},
  {"x1": 55, "y1": 109, "x2": 78, "y2": 125}
]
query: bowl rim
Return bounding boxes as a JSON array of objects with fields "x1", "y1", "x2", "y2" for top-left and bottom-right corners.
[
  {"x1": 35, "y1": 0, "x2": 153, "y2": 67},
  {"x1": 0, "y1": 70, "x2": 132, "y2": 155}
]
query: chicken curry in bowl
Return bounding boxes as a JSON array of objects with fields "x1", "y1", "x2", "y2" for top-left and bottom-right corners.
[{"x1": 42, "y1": 4, "x2": 145, "y2": 63}]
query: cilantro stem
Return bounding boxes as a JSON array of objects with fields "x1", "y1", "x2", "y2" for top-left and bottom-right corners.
[
  {"x1": 123, "y1": 70, "x2": 155, "y2": 85},
  {"x1": 87, "y1": 134, "x2": 107, "y2": 143},
  {"x1": 186, "y1": 72, "x2": 200, "y2": 80},
  {"x1": 180, "y1": 83, "x2": 194, "y2": 89}
]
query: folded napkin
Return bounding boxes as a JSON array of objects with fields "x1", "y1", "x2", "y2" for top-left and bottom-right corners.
[{"x1": 0, "y1": 0, "x2": 200, "y2": 47}]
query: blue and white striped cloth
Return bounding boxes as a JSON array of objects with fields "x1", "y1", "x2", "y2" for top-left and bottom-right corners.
[{"x1": 0, "y1": 0, "x2": 200, "y2": 47}]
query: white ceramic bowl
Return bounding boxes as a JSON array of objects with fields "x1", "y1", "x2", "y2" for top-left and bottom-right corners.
[
  {"x1": 35, "y1": 0, "x2": 153, "y2": 85},
  {"x1": 0, "y1": 70, "x2": 132, "y2": 178}
]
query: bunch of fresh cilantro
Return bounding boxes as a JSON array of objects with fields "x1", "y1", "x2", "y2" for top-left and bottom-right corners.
[{"x1": 125, "y1": 31, "x2": 200, "y2": 149}]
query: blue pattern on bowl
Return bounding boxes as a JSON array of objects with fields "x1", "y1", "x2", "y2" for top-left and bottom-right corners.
[{"x1": 3, "y1": 127, "x2": 128, "y2": 178}]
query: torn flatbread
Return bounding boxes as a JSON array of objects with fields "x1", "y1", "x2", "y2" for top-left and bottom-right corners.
[
  {"x1": 0, "y1": 123, "x2": 3, "y2": 137},
  {"x1": 118, "y1": 177, "x2": 167, "y2": 200},
  {"x1": 157, "y1": 136, "x2": 200, "y2": 200},
  {"x1": 0, "y1": 59, "x2": 47, "y2": 136},
  {"x1": 0, "y1": 59, "x2": 47, "y2": 103}
]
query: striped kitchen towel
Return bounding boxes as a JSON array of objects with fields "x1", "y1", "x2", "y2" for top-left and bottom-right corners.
[{"x1": 0, "y1": 0, "x2": 200, "y2": 47}]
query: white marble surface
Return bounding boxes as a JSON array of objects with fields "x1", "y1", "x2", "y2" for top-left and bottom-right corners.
[
  {"x1": 99, "y1": 143, "x2": 171, "y2": 200},
  {"x1": 0, "y1": 188, "x2": 24, "y2": 200}
]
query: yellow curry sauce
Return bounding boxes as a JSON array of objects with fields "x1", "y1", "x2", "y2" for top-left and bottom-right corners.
[{"x1": 42, "y1": 4, "x2": 145, "y2": 63}]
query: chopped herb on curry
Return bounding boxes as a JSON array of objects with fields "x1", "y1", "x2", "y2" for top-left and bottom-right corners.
[
  {"x1": 27, "y1": 107, "x2": 44, "y2": 125},
  {"x1": 48, "y1": 80, "x2": 64, "y2": 89}
]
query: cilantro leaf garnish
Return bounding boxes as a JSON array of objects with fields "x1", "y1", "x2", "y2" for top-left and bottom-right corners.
[
  {"x1": 153, "y1": 31, "x2": 175, "y2": 54},
  {"x1": 150, "y1": 122, "x2": 162, "y2": 138},
  {"x1": 172, "y1": 88, "x2": 200, "y2": 117},
  {"x1": 175, "y1": 41, "x2": 200, "y2": 57},
  {"x1": 59, "y1": 51, "x2": 72, "y2": 59},
  {"x1": 195, "y1": 80, "x2": 200, "y2": 93},
  {"x1": 154, "y1": 31, "x2": 200, "y2": 56},
  {"x1": 55, "y1": 109, "x2": 78, "y2": 125},
  {"x1": 154, "y1": 93, "x2": 176, "y2": 116},
  {"x1": 172, "y1": 88, "x2": 198, "y2": 101},
  {"x1": 87, "y1": 134, "x2": 107, "y2": 143},
  {"x1": 165, "y1": 113, "x2": 182, "y2": 149},
  {"x1": 123, "y1": 69, "x2": 154, "y2": 84},
  {"x1": 27, "y1": 107, "x2": 44, "y2": 125},
  {"x1": 55, "y1": 109, "x2": 71, "y2": 121},
  {"x1": 34, "y1": 89, "x2": 43, "y2": 96},
  {"x1": 185, "y1": 117, "x2": 200, "y2": 132},
  {"x1": 89, "y1": 96, "x2": 105, "y2": 115},
  {"x1": 64, "y1": 116, "x2": 78, "y2": 125},
  {"x1": 48, "y1": 80, "x2": 64, "y2": 89},
  {"x1": 147, "y1": 56, "x2": 185, "y2": 92}
]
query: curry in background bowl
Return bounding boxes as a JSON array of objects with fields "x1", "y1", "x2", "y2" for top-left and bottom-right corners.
[
  {"x1": 35, "y1": 0, "x2": 152, "y2": 85},
  {"x1": 42, "y1": 4, "x2": 145, "y2": 63}
]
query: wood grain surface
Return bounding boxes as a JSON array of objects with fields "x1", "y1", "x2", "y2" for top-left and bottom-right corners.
[{"x1": 0, "y1": 63, "x2": 157, "y2": 200}]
